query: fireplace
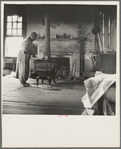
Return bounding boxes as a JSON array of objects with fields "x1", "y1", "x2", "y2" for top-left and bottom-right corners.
[{"x1": 50, "y1": 57, "x2": 70, "y2": 79}]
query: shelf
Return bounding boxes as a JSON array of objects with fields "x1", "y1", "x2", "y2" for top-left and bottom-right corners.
[
  {"x1": 51, "y1": 38, "x2": 79, "y2": 41},
  {"x1": 36, "y1": 38, "x2": 79, "y2": 41}
]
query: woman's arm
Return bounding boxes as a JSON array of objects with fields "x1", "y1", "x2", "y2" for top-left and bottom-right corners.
[{"x1": 22, "y1": 40, "x2": 31, "y2": 55}]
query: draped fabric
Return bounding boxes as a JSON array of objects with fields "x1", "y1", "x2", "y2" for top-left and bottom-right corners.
[
  {"x1": 16, "y1": 37, "x2": 35, "y2": 84},
  {"x1": 81, "y1": 71, "x2": 116, "y2": 115}
]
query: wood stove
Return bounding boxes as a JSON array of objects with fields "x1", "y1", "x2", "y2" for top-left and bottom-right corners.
[{"x1": 30, "y1": 58, "x2": 57, "y2": 85}]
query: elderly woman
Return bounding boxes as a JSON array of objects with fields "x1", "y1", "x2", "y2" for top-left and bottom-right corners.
[{"x1": 16, "y1": 32, "x2": 37, "y2": 87}]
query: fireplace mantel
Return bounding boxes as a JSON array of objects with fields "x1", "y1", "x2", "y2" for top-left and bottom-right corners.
[{"x1": 34, "y1": 37, "x2": 81, "y2": 77}]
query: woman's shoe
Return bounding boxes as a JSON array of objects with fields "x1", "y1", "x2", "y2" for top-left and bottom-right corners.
[
  {"x1": 24, "y1": 83, "x2": 30, "y2": 87},
  {"x1": 20, "y1": 82, "x2": 30, "y2": 87},
  {"x1": 25, "y1": 82, "x2": 30, "y2": 85}
]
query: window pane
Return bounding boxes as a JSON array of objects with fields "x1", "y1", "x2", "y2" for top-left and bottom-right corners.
[
  {"x1": 12, "y1": 29, "x2": 17, "y2": 35},
  {"x1": 17, "y1": 29, "x2": 22, "y2": 35},
  {"x1": 13, "y1": 15, "x2": 17, "y2": 22},
  {"x1": 18, "y1": 16, "x2": 22, "y2": 22},
  {"x1": 6, "y1": 15, "x2": 23, "y2": 36},
  {"x1": 13, "y1": 23, "x2": 17, "y2": 28},
  {"x1": 5, "y1": 37, "x2": 23, "y2": 57},
  {"x1": 7, "y1": 29, "x2": 12, "y2": 35},
  {"x1": 7, "y1": 16, "x2": 12, "y2": 22},
  {"x1": 7, "y1": 23, "x2": 12, "y2": 28},
  {"x1": 18, "y1": 23, "x2": 22, "y2": 29}
]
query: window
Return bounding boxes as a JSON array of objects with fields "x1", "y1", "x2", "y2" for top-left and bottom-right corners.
[
  {"x1": 5, "y1": 37, "x2": 23, "y2": 57},
  {"x1": 5, "y1": 15, "x2": 23, "y2": 57},
  {"x1": 6, "y1": 15, "x2": 22, "y2": 36}
]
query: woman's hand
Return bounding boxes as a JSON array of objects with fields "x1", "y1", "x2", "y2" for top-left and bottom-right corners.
[
  {"x1": 31, "y1": 55, "x2": 36, "y2": 58},
  {"x1": 24, "y1": 51, "x2": 31, "y2": 55}
]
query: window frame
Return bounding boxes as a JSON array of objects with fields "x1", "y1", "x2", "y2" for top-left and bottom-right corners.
[{"x1": 4, "y1": 5, "x2": 27, "y2": 58}]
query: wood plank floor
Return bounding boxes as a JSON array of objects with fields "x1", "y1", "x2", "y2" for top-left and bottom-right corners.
[{"x1": 2, "y1": 72, "x2": 86, "y2": 115}]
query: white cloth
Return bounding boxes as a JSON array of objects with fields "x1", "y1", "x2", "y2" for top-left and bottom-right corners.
[{"x1": 81, "y1": 71, "x2": 116, "y2": 115}]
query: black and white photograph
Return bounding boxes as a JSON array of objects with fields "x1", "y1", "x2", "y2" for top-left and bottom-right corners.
[{"x1": 1, "y1": 1, "x2": 120, "y2": 147}]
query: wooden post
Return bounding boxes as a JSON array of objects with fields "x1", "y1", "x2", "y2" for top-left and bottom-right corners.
[
  {"x1": 45, "y1": 14, "x2": 50, "y2": 59},
  {"x1": 79, "y1": 40, "x2": 83, "y2": 76}
]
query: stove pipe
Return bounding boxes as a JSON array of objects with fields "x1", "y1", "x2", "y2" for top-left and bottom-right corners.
[{"x1": 45, "y1": 14, "x2": 50, "y2": 60}]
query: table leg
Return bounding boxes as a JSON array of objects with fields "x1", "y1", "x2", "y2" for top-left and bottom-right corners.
[
  {"x1": 36, "y1": 76, "x2": 40, "y2": 85},
  {"x1": 41, "y1": 79, "x2": 44, "y2": 84},
  {"x1": 47, "y1": 76, "x2": 51, "y2": 84}
]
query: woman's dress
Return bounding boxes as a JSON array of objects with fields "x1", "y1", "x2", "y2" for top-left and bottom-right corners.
[{"x1": 16, "y1": 37, "x2": 35, "y2": 84}]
